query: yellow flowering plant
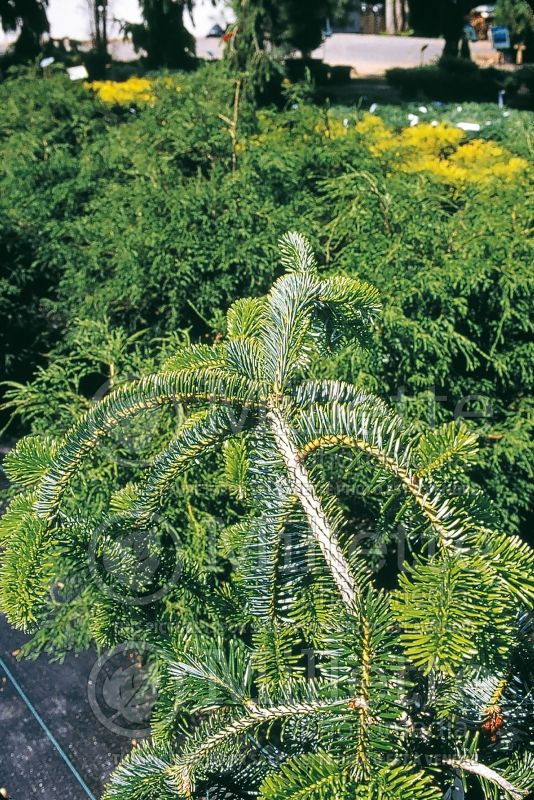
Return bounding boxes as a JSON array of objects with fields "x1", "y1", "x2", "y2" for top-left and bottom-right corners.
[
  {"x1": 352, "y1": 114, "x2": 529, "y2": 186},
  {"x1": 312, "y1": 111, "x2": 528, "y2": 187},
  {"x1": 86, "y1": 76, "x2": 156, "y2": 105}
]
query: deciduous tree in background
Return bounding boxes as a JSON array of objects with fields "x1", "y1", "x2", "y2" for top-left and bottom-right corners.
[
  {"x1": 124, "y1": 0, "x2": 196, "y2": 69},
  {"x1": 440, "y1": 0, "x2": 473, "y2": 58},
  {"x1": 385, "y1": 0, "x2": 408, "y2": 34},
  {"x1": 409, "y1": 0, "x2": 476, "y2": 57},
  {"x1": 0, "y1": 0, "x2": 48, "y2": 58},
  {"x1": 496, "y1": 0, "x2": 534, "y2": 59},
  {"x1": 264, "y1": 0, "x2": 349, "y2": 58},
  {"x1": 87, "y1": 0, "x2": 109, "y2": 55}
]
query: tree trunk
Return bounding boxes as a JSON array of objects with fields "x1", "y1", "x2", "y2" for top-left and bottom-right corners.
[
  {"x1": 441, "y1": 0, "x2": 467, "y2": 58},
  {"x1": 93, "y1": 1, "x2": 101, "y2": 52},
  {"x1": 101, "y1": 0, "x2": 108, "y2": 54},
  {"x1": 385, "y1": 0, "x2": 407, "y2": 34},
  {"x1": 90, "y1": 0, "x2": 108, "y2": 55}
]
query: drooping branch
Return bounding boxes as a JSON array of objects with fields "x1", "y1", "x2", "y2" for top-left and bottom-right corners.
[
  {"x1": 35, "y1": 369, "x2": 262, "y2": 521},
  {"x1": 299, "y1": 433, "x2": 456, "y2": 551},
  {"x1": 134, "y1": 407, "x2": 248, "y2": 520}
]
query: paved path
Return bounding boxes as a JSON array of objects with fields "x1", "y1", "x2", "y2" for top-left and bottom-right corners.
[
  {"x1": 313, "y1": 34, "x2": 495, "y2": 75},
  {"x1": 197, "y1": 33, "x2": 496, "y2": 76}
]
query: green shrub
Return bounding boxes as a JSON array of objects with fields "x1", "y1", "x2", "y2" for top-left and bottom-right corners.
[
  {"x1": 1, "y1": 63, "x2": 532, "y2": 546},
  {"x1": 0, "y1": 65, "x2": 118, "y2": 386}
]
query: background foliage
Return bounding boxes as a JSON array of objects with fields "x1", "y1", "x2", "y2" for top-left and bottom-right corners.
[
  {"x1": 123, "y1": 0, "x2": 196, "y2": 70},
  {"x1": 1, "y1": 65, "x2": 532, "y2": 547}
]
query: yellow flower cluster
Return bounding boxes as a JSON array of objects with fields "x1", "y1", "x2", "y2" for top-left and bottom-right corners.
[
  {"x1": 386, "y1": 121, "x2": 464, "y2": 158},
  {"x1": 323, "y1": 113, "x2": 528, "y2": 186},
  {"x1": 86, "y1": 77, "x2": 155, "y2": 105},
  {"x1": 316, "y1": 116, "x2": 351, "y2": 139}
]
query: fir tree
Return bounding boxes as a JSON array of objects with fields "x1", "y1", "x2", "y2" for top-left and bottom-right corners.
[{"x1": 1, "y1": 234, "x2": 533, "y2": 799}]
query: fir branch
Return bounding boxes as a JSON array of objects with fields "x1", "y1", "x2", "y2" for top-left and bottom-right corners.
[
  {"x1": 266, "y1": 405, "x2": 357, "y2": 608},
  {"x1": 169, "y1": 697, "x2": 367, "y2": 797},
  {"x1": 35, "y1": 368, "x2": 263, "y2": 521},
  {"x1": 446, "y1": 758, "x2": 529, "y2": 800}
]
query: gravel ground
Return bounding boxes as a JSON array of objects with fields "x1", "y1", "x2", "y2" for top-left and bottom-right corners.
[{"x1": 0, "y1": 616, "x2": 130, "y2": 800}]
